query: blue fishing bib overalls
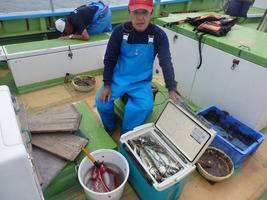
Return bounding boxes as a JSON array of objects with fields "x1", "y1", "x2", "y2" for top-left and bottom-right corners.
[
  {"x1": 96, "y1": 33, "x2": 154, "y2": 133},
  {"x1": 86, "y1": 1, "x2": 112, "y2": 35}
]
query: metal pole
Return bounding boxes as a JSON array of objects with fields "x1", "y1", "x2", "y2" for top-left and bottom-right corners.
[
  {"x1": 49, "y1": 0, "x2": 55, "y2": 12},
  {"x1": 154, "y1": 0, "x2": 161, "y2": 18},
  {"x1": 257, "y1": 9, "x2": 267, "y2": 33}
]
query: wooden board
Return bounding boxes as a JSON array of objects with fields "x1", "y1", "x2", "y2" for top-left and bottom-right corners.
[
  {"x1": 32, "y1": 146, "x2": 67, "y2": 189},
  {"x1": 28, "y1": 104, "x2": 81, "y2": 133},
  {"x1": 32, "y1": 133, "x2": 88, "y2": 161}
]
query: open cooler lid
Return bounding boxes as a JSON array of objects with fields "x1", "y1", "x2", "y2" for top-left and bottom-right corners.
[{"x1": 155, "y1": 101, "x2": 215, "y2": 164}]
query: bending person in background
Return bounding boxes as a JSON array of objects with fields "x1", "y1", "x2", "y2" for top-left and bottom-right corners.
[
  {"x1": 55, "y1": 1, "x2": 112, "y2": 40},
  {"x1": 95, "y1": 0, "x2": 181, "y2": 134}
]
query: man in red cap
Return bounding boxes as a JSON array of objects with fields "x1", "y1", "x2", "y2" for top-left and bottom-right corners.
[{"x1": 96, "y1": 0, "x2": 181, "y2": 134}]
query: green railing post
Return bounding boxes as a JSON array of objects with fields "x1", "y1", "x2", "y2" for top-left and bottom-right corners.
[
  {"x1": 154, "y1": 0, "x2": 161, "y2": 18},
  {"x1": 40, "y1": 18, "x2": 47, "y2": 32}
]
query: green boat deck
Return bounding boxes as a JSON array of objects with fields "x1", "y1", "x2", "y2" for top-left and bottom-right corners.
[
  {"x1": 0, "y1": 4, "x2": 266, "y2": 199},
  {"x1": 7, "y1": 73, "x2": 266, "y2": 200},
  {"x1": 155, "y1": 12, "x2": 267, "y2": 68}
]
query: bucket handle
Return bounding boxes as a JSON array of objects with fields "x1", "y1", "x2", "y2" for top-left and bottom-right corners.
[{"x1": 74, "y1": 164, "x2": 79, "y2": 174}]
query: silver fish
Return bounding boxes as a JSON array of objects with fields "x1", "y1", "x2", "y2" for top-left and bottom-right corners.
[{"x1": 128, "y1": 134, "x2": 184, "y2": 182}]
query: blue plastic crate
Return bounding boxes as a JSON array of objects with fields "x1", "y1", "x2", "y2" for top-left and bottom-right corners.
[{"x1": 197, "y1": 106, "x2": 265, "y2": 168}]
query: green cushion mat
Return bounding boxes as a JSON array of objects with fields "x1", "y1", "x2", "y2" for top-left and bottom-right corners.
[{"x1": 44, "y1": 101, "x2": 117, "y2": 199}]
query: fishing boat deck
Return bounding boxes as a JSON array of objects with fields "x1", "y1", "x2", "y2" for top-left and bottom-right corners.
[
  {"x1": 0, "y1": 0, "x2": 266, "y2": 198},
  {"x1": 13, "y1": 74, "x2": 267, "y2": 200}
]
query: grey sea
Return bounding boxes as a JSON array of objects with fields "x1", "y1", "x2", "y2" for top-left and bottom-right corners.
[{"x1": 0, "y1": 0, "x2": 127, "y2": 14}]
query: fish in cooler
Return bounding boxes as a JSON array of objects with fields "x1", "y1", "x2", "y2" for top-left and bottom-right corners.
[{"x1": 127, "y1": 134, "x2": 183, "y2": 182}]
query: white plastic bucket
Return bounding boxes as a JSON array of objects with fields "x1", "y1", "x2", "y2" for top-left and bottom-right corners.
[{"x1": 78, "y1": 149, "x2": 129, "y2": 200}]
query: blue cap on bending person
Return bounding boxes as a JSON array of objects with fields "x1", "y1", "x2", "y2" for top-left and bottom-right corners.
[{"x1": 55, "y1": 18, "x2": 66, "y2": 33}]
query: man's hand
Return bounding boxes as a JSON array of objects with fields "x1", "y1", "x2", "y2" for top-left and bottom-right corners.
[
  {"x1": 60, "y1": 35, "x2": 71, "y2": 39},
  {"x1": 60, "y1": 31, "x2": 89, "y2": 41},
  {"x1": 169, "y1": 90, "x2": 182, "y2": 104},
  {"x1": 99, "y1": 85, "x2": 112, "y2": 103}
]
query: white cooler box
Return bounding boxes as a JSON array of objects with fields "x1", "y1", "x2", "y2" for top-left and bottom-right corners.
[
  {"x1": 120, "y1": 101, "x2": 216, "y2": 200},
  {"x1": 0, "y1": 85, "x2": 44, "y2": 200}
]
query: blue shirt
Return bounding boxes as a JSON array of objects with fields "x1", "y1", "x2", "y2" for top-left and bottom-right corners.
[
  {"x1": 103, "y1": 22, "x2": 177, "y2": 91},
  {"x1": 67, "y1": 5, "x2": 98, "y2": 35}
]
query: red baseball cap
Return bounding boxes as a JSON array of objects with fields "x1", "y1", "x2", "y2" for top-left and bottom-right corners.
[{"x1": 128, "y1": 0, "x2": 153, "y2": 12}]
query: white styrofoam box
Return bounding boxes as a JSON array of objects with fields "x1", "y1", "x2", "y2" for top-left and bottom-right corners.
[
  {"x1": 6, "y1": 40, "x2": 108, "y2": 87},
  {"x1": 0, "y1": 85, "x2": 43, "y2": 200}
]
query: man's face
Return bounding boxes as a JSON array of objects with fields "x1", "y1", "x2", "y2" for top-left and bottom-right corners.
[
  {"x1": 64, "y1": 22, "x2": 73, "y2": 35},
  {"x1": 129, "y1": 9, "x2": 152, "y2": 32}
]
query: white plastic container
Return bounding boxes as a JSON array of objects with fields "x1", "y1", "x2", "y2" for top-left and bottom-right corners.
[
  {"x1": 0, "y1": 85, "x2": 44, "y2": 200},
  {"x1": 78, "y1": 149, "x2": 129, "y2": 200}
]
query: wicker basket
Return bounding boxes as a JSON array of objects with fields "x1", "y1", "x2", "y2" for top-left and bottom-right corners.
[
  {"x1": 71, "y1": 75, "x2": 96, "y2": 92},
  {"x1": 196, "y1": 147, "x2": 234, "y2": 182}
]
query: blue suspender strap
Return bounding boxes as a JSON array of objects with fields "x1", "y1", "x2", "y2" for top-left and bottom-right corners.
[
  {"x1": 88, "y1": 1, "x2": 109, "y2": 20},
  {"x1": 98, "y1": 6, "x2": 109, "y2": 19}
]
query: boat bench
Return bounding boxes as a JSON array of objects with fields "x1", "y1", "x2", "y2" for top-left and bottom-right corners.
[
  {"x1": 114, "y1": 82, "x2": 199, "y2": 124},
  {"x1": 247, "y1": 6, "x2": 266, "y2": 18},
  {"x1": 1, "y1": 33, "x2": 110, "y2": 93},
  {"x1": 155, "y1": 12, "x2": 267, "y2": 68},
  {"x1": 43, "y1": 101, "x2": 117, "y2": 199},
  {"x1": 155, "y1": 12, "x2": 267, "y2": 130}
]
